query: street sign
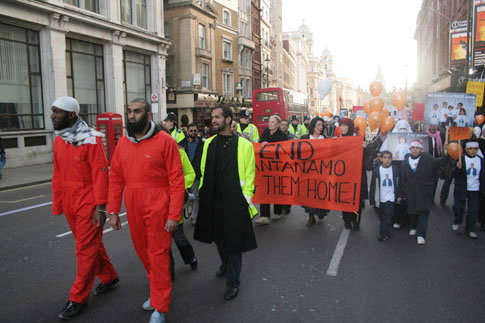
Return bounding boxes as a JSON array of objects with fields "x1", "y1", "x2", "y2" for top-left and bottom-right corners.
[{"x1": 151, "y1": 93, "x2": 158, "y2": 103}]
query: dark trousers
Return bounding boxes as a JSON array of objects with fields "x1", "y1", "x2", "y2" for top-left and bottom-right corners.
[
  {"x1": 171, "y1": 224, "x2": 195, "y2": 269},
  {"x1": 480, "y1": 194, "x2": 485, "y2": 225},
  {"x1": 260, "y1": 204, "x2": 283, "y2": 218},
  {"x1": 216, "y1": 243, "x2": 242, "y2": 289},
  {"x1": 342, "y1": 205, "x2": 362, "y2": 226},
  {"x1": 410, "y1": 210, "x2": 430, "y2": 238},
  {"x1": 393, "y1": 200, "x2": 410, "y2": 226},
  {"x1": 377, "y1": 202, "x2": 395, "y2": 238},
  {"x1": 453, "y1": 191, "x2": 480, "y2": 233},
  {"x1": 432, "y1": 168, "x2": 439, "y2": 201},
  {"x1": 440, "y1": 178, "x2": 453, "y2": 203}
]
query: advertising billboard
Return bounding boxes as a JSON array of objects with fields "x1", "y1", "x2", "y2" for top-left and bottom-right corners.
[
  {"x1": 473, "y1": 1, "x2": 485, "y2": 68},
  {"x1": 450, "y1": 20, "x2": 468, "y2": 69},
  {"x1": 424, "y1": 92, "x2": 477, "y2": 127}
]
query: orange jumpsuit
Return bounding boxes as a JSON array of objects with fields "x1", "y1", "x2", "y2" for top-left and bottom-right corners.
[
  {"x1": 108, "y1": 130, "x2": 185, "y2": 313},
  {"x1": 52, "y1": 136, "x2": 118, "y2": 304}
]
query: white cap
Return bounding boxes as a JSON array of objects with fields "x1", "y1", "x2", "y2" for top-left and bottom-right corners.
[
  {"x1": 465, "y1": 141, "x2": 479, "y2": 148},
  {"x1": 52, "y1": 96, "x2": 80, "y2": 115},
  {"x1": 409, "y1": 140, "x2": 424, "y2": 149}
]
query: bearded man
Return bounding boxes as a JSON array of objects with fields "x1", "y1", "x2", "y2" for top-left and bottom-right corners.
[
  {"x1": 108, "y1": 98, "x2": 185, "y2": 323},
  {"x1": 51, "y1": 96, "x2": 119, "y2": 320}
]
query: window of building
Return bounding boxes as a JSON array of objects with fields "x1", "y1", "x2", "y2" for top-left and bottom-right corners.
[
  {"x1": 240, "y1": 48, "x2": 251, "y2": 68},
  {"x1": 120, "y1": 0, "x2": 147, "y2": 29},
  {"x1": 222, "y1": 9, "x2": 231, "y2": 26},
  {"x1": 198, "y1": 24, "x2": 206, "y2": 49},
  {"x1": 64, "y1": 0, "x2": 99, "y2": 13},
  {"x1": 242, "y1": 78, "x2": 251, "y2": 98},
  {"x1": 123, "y1": 51, "x2": 151, "y2": 108},
  {"x1": 223, "y1": 39, "x2": 232, "y2": 60},
  {"x1": 66, "y1": 38, "x2": 105, "y2": 126},
  {"x1": 202, "y1": 63, "x2": 209, "y2": 89},
  {"x1": 223, "y1": 73, "x2": 233, "y2": 96},
  {"x1": 0, "y1": 23, "x2": 44, "y2": 130}
]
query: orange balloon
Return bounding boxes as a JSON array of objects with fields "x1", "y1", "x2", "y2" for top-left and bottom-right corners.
[
  {"x1": 370, "y1": 81, "x2": 383, "y2": 97},
  {"x1": 381, "y1": 108, "x2": 390, "y2": 118},
  {"x1": 369, "y1": 112, "x2": 381, "y2": 131},
  {"x1": 324, "y1": 112, "x2": 332, "y2": 117},
  {"x1": 448, "y1": 142, "x2": 462, "y2": 160},
  {"x1": 476, "y1": 115, "x2": 484, "y2": 124},
  {"x1": 353, "y1": 116, "x2": 367, "y2": 133},
  {"x1": 380, "y1": 116, "x2": 395, "y2": 133},
  {"x1": 363, "y1": 100, "x2": 372, "y2": 115},
  {"x1": 369, "y1": 97, "x2": 384, "y2": 113},
  {"x1": 392, "y1": 91, "x2": 407, "y2": 110}
]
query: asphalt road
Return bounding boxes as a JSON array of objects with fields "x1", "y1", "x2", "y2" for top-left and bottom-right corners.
[{"x1": 0, "y1": 181, "x2": 484, "y2": 323}]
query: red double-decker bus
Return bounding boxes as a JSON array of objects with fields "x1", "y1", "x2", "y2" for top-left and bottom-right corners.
[{"x1": 252, "y1": 87, "x2": 308, "y2": 135}]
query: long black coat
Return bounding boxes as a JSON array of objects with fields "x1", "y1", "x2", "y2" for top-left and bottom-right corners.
[
  {"x1": 399, "y1": 153, "x2": 452, "y2": 214},
  {"x1": 194, "y1": 135, "x2": 257, "y2": 253}
]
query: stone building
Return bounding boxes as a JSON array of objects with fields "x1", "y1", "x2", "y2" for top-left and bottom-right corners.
[{"x1": 0, "y1": 0, "x2": 169, "y2": 168}]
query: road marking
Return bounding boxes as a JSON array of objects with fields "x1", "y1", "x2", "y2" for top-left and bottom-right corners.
[
  {"x1": 0, "y1": 182, "x2": 50, "y2": 193},
  {"x1": 326, "y1": 228, "x2": 350, "y2": 277},
  {"x1": 0, "y1": 201, "x2": 52, "y2": 217},
  {"x1": 0, "y1": 195, "x2": 45, "y2": 204},
  {"x1": 56, "y1": 212, "x2": 127, "y2": 238}
]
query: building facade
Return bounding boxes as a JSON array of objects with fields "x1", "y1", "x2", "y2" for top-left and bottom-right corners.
[
  {"x1": 0, "y1": 0, "x2": 170, "y2": 168},
  {"x1": 238, "y1": 0, "x2": 254, "y2": 100},
  {"x1": 251, "y1": 0, "x2": 262, "y2": 92}
]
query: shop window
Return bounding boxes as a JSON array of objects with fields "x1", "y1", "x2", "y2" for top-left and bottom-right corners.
[
  {"x1": 66, "y1": 38, "x2": 105, "y2": 126},
  {"x1": 0, "y1": 23, "x2": 44, "y2": 130}
]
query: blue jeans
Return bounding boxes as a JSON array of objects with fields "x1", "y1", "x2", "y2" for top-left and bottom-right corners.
[
  {"x1": 377, "y1": 201, "x2": 395, "y2": 238},
  {"x1": 453, "y1": 191, "x2": 480, "y2": 233},
  {"x1": 410, "y1": 210, "x2": 430, "y2": 238}
]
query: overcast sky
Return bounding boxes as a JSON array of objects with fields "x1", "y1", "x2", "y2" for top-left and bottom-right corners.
[{"x1": 282, "y1": 0, "x2": 423, "y2": 91}]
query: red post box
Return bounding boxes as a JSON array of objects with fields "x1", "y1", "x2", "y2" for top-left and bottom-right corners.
[{"x1": 96, "y1": 113, "x2": 123, "y2": 164}]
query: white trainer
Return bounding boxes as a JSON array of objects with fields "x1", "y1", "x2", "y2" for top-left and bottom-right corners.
[
  {"x1": 417, "y1": 237, "x2": 426, "y2": 245},
  {"x1": 149, "y1": 310, "x2": 165, "y2": 323},
  {"x1": 254, "y1": 217, "x2": 270, "y2": 225},
  {"x1": 452, "y1": 224, "x2": 459, "y2": 231},
  {"x1": 393, "y1": 223, "x2": 401, "y2": 229},
  {"x1": 468, "y1": 232, "x2": 478, "y2": 239},
  {"x1": 409, "y1": 229, "x2": 417, "y2": 236},
  {"x1": 142, "y1": 298, "x2": 154, "y2": 311},
  {"x1": 271, "y1": 214, "x2": 283, "y2": 221}
]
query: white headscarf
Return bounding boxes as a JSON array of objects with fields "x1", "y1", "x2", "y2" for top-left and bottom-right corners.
[{"x1": 392, "y1": 120, "x2": 413, "y2": 133}]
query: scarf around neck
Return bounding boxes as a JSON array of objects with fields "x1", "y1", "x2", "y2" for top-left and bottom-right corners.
[
  {"x1": 426, "y1": 127, "x2": 443, "y2": 156},
  {"x1": 56, "y1": 117, "x2": 104, "y2": 146}
]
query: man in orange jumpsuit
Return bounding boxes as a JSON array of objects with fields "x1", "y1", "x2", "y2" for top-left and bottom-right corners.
[
  {"x1": 108, "y1": 98, "x2": 185, "y2": 323},
  {"x1": 51, "y1": 96, "x2": 119, "y2": 320}
]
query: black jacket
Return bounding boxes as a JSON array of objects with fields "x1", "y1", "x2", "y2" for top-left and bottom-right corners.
[
  {"x1": 184, "y1": 137, "x2": 204, "y2": 179},
  {"x1": 260, "y1": 128, "x2": 288, "y2": 143},
  {"x1": 452, "y1": 154, "x2": 485, "y2": 202},
  {"x1": 369, "y1": 164, "x2": 399, "y2": 206},
  {"x1": 399, "y1": 153, "x2": 452, "y2": 213}
]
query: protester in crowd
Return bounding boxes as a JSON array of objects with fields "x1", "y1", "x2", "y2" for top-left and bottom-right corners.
[
  {"x1": 339, "y1": 118, "x2": 368, "y2": 230},
  {"x1": 255, "y1": 115, "x2": 288, "y2": 225},
  {"x1": 108, "y1": 98, "x2": 185, "y2": 323},
  {"x1": 51, "y1": 96, "x2": 119, "y2": 320},
  {"x1": 280, "y1": 119, "x2": 296, "y2": 140},
  {"x1": 163, "y1": 112, "x2": 186, "y2": 144},
  {"x1": 300, "y1": 116, "x2": 328, "y2": 226},
  {"x1": 194, "y1": 106, "x2": 257, "y2": 301},
  {"x1": 289, "y1": 114, "x2": 304, "y2": 139},
  {"x1": 237, "y1": 108, "x2": 260, "y2": 142},
  {"x1": 185, "y1": 123, "x2": 204, "y2": 225},
  {"x1": 398, "y1": 139, "x2": 452, "y2": 245},
  {"x1": 480, "y1": 126, "x2": 485, "y2": 231},
  {"x1": 426, "y1": 124, "x2": 444, "y2": 201},
  {"x1": 369, "y1": 150, "x2": 399, "y2": 241},
  {"x1": 0, "y1": 136, "x2": 5, "y2": 180},
  {"x1": 452, "y1": 140, "x2": 485, "y2": 239},
  {"x1": 301, "y1": 115, "x2": 310, "y2": 136}
]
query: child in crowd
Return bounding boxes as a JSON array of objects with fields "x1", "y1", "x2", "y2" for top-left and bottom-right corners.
[
  {"x1": 370, "y1": 151, "x2": 399, "y2": 241},
  {"x1": 452, "y1": 140, "x2": 485, "y2": 239}
]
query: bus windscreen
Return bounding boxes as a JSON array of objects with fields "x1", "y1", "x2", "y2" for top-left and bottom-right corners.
[{"x1": 256, "y1": 91, "x2": 279, "y2": 102}]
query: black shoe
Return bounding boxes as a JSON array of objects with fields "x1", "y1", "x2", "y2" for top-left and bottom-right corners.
[
  {"x1": 216, "y1": 264, "x2": 226, "y2": 278},
  {"x1": 377, "y1": 235, "x2": 389, "y2": 242},
  {"x1": 58, "y1": 301, "x2": 84, "y2": 320},
  {"x1": 93, "y1": 277, "x2": 119, "y2": 296},
  {"x1": 190, "y1": 257, "x2": 198, "y2": 270},
  {"x1": 224, "y1": 287, "x2": 238, "y2": 301}
]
